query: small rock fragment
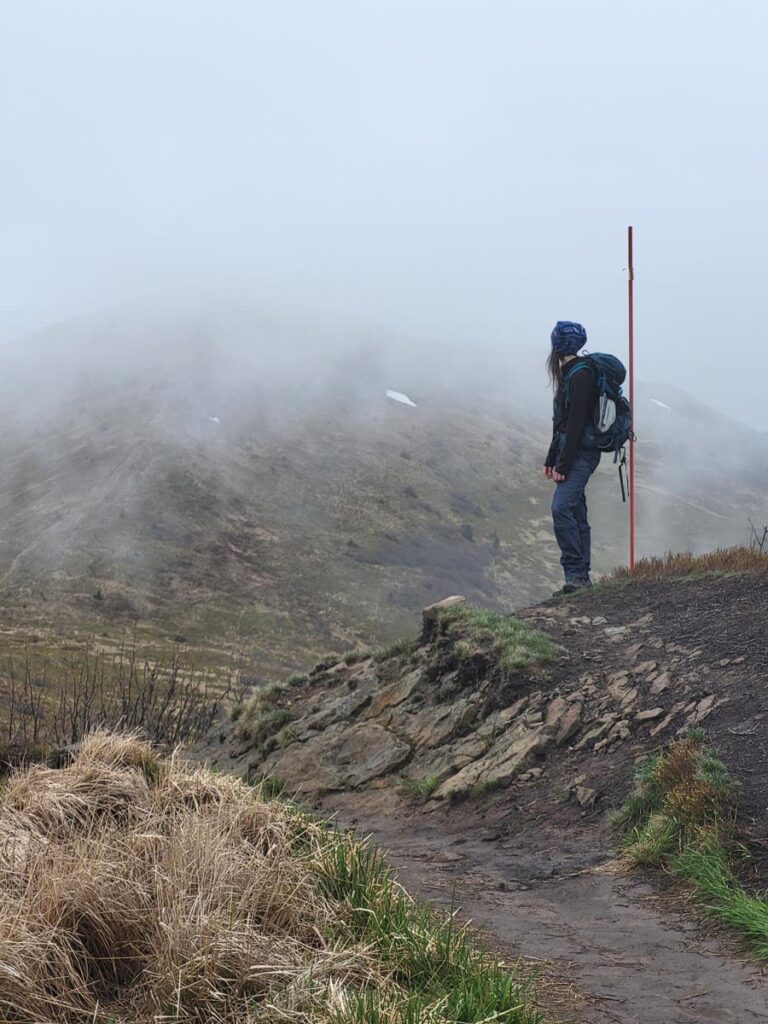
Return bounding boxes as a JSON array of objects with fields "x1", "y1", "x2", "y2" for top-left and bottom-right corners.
[
  {"x1": 556, "y1": 703, "x2": 583, "y2": 745},
  {"x1": 563, "y1": 772, "x2": 587, "y2": 800},
  {"x1": 728, "y1": 715, "x2": 764, "y2": 736},
  {"x1": 650, "y1": 672, "x2": 672, "y2": 695},
  {"x1": 436, "y1": 850, "x2": 464, "y2": 863},
  {"x1": 596, "y1": 727, "x2": 628, "y2": 752},
  {"x1": 650, "y1": 701, "x2": 687, "y2": 737},
  {"x1": 422, "y1": 595, "x2": 466, "y2": 639},
  {"x1": 635, "y1": 660, "x2": 659, "y2": 677},
  {"x1": 635, "y1": 706, "x2": 664, "y2": 723},
  {"x1": 423, "y1": 595, "x2": 466, "y2": 615},
  {"x1": 575, "y1": 785, "x2": 599, "y2": 809},
  {"x1": 479, "y1": 828, "x2": 502, "y2": 842},
  {"x1": 544, "y1": 696, "x2": 568, "y2": 729},
  {"x1": 687, "y1": 694, "x2": 719, "y2": 725}
]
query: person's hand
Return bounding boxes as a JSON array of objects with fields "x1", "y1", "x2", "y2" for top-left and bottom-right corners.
[
  {"x1": 552, "y1": 469, "x2": 566, "y2": 482},
  {"x1": 542, "y1": 466, "x2": 553, "y2": 479}
]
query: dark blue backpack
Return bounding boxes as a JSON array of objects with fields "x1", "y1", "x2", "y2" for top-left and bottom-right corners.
[{"x1": 565, "y1": 353, "x2": 634, "y2": 498}]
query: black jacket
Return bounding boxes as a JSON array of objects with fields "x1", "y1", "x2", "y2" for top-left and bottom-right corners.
[{"x1": 545, "y1": 363, "x2": 596, "y2": 474}]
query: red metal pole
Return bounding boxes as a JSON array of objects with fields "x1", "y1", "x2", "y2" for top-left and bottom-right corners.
[{"x1": 628, "y1": 225, "x2": 636, "y2": 571}]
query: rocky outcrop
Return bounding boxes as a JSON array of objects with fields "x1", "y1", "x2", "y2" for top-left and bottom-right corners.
[
  {"x1": 259, "y1": 721, "x2": 411, "y2": 792},
  {"x1": 205, "y1": 591, "x2": 741, "y2": 806}
]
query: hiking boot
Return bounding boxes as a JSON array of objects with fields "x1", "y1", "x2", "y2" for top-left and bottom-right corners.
[{"x1": 552, "y1": 578, "x2": 591, "y2": 598}]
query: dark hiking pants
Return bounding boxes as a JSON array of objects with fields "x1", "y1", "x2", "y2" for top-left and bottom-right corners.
[{"x1": 551, "y1": 451, "x2": 601, "y2": 582}]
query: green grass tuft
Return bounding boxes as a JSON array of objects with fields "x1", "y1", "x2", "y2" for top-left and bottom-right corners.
[
  {"x1": 369, "y1": 605, "x2": 557, "y2": 681},
  {"x1": 373, "y1": 638, "x2": 419, "y2": 664},
  {"x1": 315, "y1": 829, "x2": 541, "y2": 1023},
  {"x1": 443, "y1": 605, "x2": 559, "y2": 672},
  {"x1": 617, "y1": 737, "x2": 768, "y2": 958},
  {"x1": 450, "y1": 777, "x2": 505, "y2": 802},
  {"x1": 671, "y1": 845, "x2": 768, "y2": 959},
  {"x1": 255, "y1": 774, "x2": 288, "y2": 799},
  {"x1": 236, "y1": 682, "x2": 294, "y2": 751},
  {"x1": 342, "y1": 649, "x2": 369, "y2": 666},
  {"x1": 402, "y1": 775, "x2": 439, "y2": 800}
]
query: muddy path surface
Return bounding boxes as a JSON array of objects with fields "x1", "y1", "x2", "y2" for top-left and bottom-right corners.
[{"x1": 325, "y1": 797, "x2": 768, "y2": 1023}]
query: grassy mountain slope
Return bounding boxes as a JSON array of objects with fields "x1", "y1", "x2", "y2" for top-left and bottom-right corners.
[{"x1": 0, "y1": 302, "x2": 764, "y2": 677}]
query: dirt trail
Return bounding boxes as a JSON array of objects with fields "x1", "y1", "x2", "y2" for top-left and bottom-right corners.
[{"x1": 327, "y1": 803, "x2": 768, "y2": 1023}]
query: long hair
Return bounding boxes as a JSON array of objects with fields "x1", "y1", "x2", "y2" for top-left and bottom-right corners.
[{"x1": 546, "y1": 349, "x2": 563, "y2": 390}]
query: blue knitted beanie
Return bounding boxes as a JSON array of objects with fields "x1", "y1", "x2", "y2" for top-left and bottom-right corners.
[{"x1": 551, "y1": 321, "x2": 587, "y2": 356}]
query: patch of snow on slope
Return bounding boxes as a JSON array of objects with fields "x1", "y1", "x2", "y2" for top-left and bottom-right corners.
[{"x1": 386, "y1": 390, "x2": 417, "y2": 408}]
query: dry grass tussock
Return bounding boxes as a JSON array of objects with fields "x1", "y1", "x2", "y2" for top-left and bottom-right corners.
[
  {"x1": 610, "y1": 545, "x2": 768, "y2": 581},
  {"x1": 0, "y1": 731, "x2": 538, "y2": 1024}
]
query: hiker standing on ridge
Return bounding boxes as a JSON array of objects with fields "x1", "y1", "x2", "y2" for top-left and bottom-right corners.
[{"x1": 543, "y1": 321, "x2": 601, "y2": 597}]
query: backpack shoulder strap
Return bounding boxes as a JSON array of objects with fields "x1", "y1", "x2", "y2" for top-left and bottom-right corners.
[
  {"x1": 563, "y1": 357, "x2": 593, "y2": 381},
  {"x1": 563, "y1": 358, "x2": 594, "y2": 404}
]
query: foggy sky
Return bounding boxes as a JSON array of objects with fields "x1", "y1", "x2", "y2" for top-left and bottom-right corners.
[{"x1": 2, "y1": 1, "x2": 766, "y2": 425}]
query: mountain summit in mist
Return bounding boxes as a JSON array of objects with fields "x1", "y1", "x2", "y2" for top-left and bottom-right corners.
[{"x1": 0, "y1": 302, "x2": 765, "y2": 673}]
